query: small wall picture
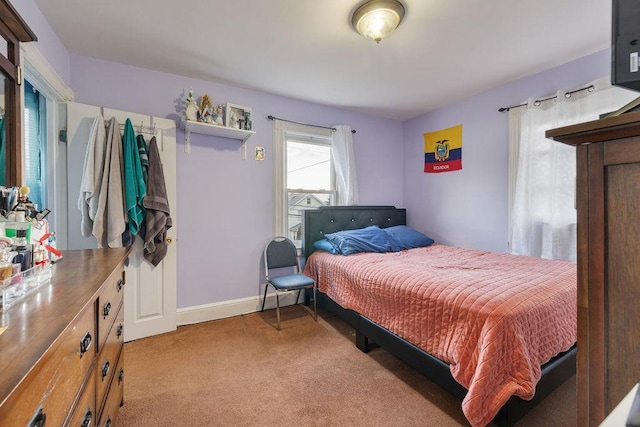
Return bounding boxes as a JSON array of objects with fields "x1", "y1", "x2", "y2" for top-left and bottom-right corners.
[
  {"x1": 255, "y1": 146, "x2": 265, "y2": 161},
  {"x1": 224, "y1": 103, "x2": 252, "y2": 130}
]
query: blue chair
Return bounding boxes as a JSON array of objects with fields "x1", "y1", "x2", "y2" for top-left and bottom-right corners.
[{"x1": 261, "y1": 236, "x2": 317, "y2": 330}]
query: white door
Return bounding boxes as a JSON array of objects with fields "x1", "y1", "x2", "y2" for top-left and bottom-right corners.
[{"x1": 66, "y1": 102, "x2": 177, "y2": 341}]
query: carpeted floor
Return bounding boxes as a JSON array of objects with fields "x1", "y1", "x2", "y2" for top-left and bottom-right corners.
[{"x1": 116, "y1": 305, "x2": 575, "y2": 426}]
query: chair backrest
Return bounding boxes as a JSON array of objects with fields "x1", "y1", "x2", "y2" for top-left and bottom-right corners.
[{"x1": 264, "y1": 237, "x2": 299, "y2": 276}]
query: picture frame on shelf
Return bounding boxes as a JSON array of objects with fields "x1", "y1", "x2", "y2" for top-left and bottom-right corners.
[
  {"x1": 185, "y1": 103, "x2": 198, "y2": 122},
  {"x1": 224, "y1": 103, "x2": 252, "y2": 130}
]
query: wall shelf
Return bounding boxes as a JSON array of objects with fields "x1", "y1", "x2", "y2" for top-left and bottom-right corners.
[
  {"x1": 185, "y1": 119, "x2": 255, "y2": 142},
  {"x1": 182, "y1": 119, "x2": 256, "y2": 158}
]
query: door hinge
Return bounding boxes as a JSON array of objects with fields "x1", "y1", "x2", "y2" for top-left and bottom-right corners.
[{"x1": 16, "y1": 65, "x2": 22, "y2": 85}]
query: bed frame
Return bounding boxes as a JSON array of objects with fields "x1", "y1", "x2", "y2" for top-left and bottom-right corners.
[{"x1": 302, "y1": 205, "x2": 576, "y2": 427}]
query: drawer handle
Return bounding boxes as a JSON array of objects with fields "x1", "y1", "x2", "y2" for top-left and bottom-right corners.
[
  {"x1": 81, "y1": 407, "x2": 92, "y2": 427},
  {"x1": 118, "y1": 368, "x2": 124, "y2": 385},
  {"x1": 80, "y1": 331, "x2": 92, "y2": 357},
  {"x1": 116, "y1": 324, "x2": 124, "y2": 338},
  {"x1": 101, "y1": 359, "x2": 110, "y2": 380},
  {"x1": 117, "y1": 279, "x2": 123, "y2": 292},
  {"x1": 103, "y1": 301, "x2": 111, "y2": 318},
  {"x1": 28, "y1": 406, "x2": 46, "y2": 427},
  {"x1": 105, "y1": 416, "x2": 112, "y2": 427}
]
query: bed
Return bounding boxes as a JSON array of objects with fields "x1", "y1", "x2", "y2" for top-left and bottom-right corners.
[{"x1": 301, "y1": 206, "x2": 576, "y2": 427}]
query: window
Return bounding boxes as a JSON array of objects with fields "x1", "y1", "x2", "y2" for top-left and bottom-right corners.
[
  {"x1": 273, "y1": 120, "x2": 357, "y2": 250},
  {"x1": 23, "y1": 80, "x2": 46, "y2": 210},
  {"x1": 273, "y1": 120, "x2": 334, "y2": 247},
  {"x1": 286, "y1": 135, "x2": 334, "y2": 245}
]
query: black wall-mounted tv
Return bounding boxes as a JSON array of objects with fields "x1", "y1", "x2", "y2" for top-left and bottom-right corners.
[{"x1": 612, "y1": 0, "x2": 640, "y2": 92}]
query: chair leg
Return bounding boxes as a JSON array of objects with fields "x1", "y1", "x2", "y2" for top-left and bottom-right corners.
[
  {"x1": 312, "y1": 285, "x2": 317, "y2": 321},
  {"x1": 275, "y1": 292, "x2": 281, "y2": 331},
  {"x1": 295, "y1": 289, "x2": 302, "y2": 304},
  {"x1": 261, "y1": 283, "x2": 269, "y2": 312}
]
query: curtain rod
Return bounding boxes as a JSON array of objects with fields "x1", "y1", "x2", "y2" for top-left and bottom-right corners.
[
  {"x1": 267, "y1": 115, "x2": 356, "y2": 133},
  {"x1": 498, "y1": 84, "x2": 595, "y2": 112}
]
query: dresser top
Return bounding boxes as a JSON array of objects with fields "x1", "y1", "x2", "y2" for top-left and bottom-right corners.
[{"x1": 0, "y1": 248, "x2": 130, "y2": 405}]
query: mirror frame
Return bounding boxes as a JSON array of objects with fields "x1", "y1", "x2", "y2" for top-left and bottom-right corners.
[{"x1": 0, "y1": 0, "x2": 37, "y2": 186}]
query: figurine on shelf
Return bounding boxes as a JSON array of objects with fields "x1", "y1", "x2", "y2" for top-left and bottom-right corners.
[
  {"x1": 184, "y1": 88, "x2": 198, "y2": 122},
  {"x1": 212, "y1": 104, "x2": 224, "y2": 125},
  {"x1": 185, "y1": 88, "x2": 195, "y2": 106},
  {"x1": 199, "y1": 94, "x2": 214, "y2": 124}
]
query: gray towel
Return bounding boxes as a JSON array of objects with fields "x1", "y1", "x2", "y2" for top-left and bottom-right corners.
[
  {"x1": 78, "y1": 114, "x2": 106, "y2": 237},
  {"x1": 93, "y1": 117, "x2": 126, "y2": 248},
  {"x1": 143, "y1": 136, "x2": 172, "y2": 266}
]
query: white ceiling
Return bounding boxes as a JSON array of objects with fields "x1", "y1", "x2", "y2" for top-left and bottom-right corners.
[{"x1": 34, "y1": 0, "x2": 611, "y2": 121}]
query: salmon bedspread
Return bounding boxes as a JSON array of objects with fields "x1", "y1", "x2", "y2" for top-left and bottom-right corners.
[{"x1": 303, "y1": 244, "x2": 577, "y2": 427}]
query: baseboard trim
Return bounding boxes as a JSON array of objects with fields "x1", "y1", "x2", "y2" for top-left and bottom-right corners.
[{"x1": 177, "y1": 291, "x2": 301, "y2": 326}]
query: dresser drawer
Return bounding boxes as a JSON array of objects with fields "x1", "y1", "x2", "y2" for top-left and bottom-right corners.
[
  {"x1": 97, "y1": 268, "x2": 125, "y2": 352},
  {"x1": 96, "y1": 303, "x2": 124, "y2": 412},
  {"x1": 66, "y1": 370, "x2": 96, "y2": 427},
  {"x1": 97, "y1": 351, "x2": 124, "y2": 427},
  {"x1": 0, "y1": 302, "x2": 96, "y2": 425}
]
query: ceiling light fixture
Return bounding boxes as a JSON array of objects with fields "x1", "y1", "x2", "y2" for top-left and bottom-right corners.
[{"x1": 351, "y1": 0, "x2": 406, "y2": 44}]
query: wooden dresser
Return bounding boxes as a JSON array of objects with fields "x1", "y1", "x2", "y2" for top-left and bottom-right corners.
[
  {"x1": 0, "y1": 248, "x2": 130, "y2": 426},
  {"x1": 547, "y1": 110, "x2": 640, "y2": 426}
]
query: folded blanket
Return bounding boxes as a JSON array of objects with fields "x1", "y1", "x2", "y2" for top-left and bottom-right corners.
[{"x1": 143, "y1": 136, "x2": 172, "y2": 266}]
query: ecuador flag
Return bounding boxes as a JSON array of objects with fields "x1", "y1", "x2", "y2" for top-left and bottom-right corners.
[{"x1": 424, "y1": 124, "x2": 462, "y2": 173}]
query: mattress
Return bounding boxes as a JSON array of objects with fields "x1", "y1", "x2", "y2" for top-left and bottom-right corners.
[{"x1": 303, "y1": 244, "x2": 577, "y2": 427}]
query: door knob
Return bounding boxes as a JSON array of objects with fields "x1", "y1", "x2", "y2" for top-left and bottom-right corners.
[{"x1": 166, "y1": 237, "x2": 173, "y2": 244}]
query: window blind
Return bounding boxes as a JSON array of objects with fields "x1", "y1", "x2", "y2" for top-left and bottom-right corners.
[{"x1": 24, "y1": 80, "x2": 44, "y2": 210}]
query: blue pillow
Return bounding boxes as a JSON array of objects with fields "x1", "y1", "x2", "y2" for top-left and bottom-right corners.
[
  {"x1": 312, "y1": 239, "x2": 340, "y2": 254},
  {"x1": 382, "y1": 225, "x2": 435, "y2": 250},
  {"x1": 324, "y1": 225, "x2": 401, "y2": 256}
]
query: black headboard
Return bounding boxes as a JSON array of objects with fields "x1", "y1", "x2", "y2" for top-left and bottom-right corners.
[{"x1": 302, "y1": 206, "x2": 407, "y2": 257}]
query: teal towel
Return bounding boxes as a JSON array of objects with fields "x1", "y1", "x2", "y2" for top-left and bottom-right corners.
[
  {"x1": 123, "y1": 118, "x2": 146, "y2": 235},
  {"x1": 137, "y1": 134, "x2": 149, "y2": 183}
]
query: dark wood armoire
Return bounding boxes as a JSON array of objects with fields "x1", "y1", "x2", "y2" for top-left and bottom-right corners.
[{"x1": 547, "y1": 110, "x2": 640, "y2": 426}]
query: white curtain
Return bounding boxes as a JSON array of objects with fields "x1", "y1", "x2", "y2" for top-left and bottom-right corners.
[
  {"x1": 508, "y1": 77, "x2": 638, "y2": 262},
  {"x1": 331, "y1": 124, "x2": 359, "y2": 205}
]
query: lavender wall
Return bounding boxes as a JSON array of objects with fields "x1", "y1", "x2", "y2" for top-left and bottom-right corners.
[
  {"x1": 402, "y1": 49, "x2": 611, "y2": 253},
  {"x1": 12, "y1": 0, "x2": 70, "y2": 84},
  {"x1": 69, "y1": 55, "x2": 404, "y2": 308}
]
